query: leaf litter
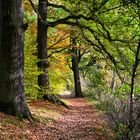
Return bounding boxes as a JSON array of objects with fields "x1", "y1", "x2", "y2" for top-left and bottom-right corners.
[{"x1": 0, "y1": 97, "x2": 113, "y2": 140}]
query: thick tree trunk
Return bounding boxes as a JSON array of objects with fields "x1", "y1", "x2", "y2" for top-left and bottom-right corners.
[
  {"x1": 37, "y1": 0, "x2": 49, "y2": 93},
  {"x1": 37, "y1": 0, "x2": 68, "y2": 107},
  {"x1": 0, "y1": 0, "x2": 2, "y2": 47},
  {"x1": 0, "y1": 0, "x2": 32, "y2": 119}
]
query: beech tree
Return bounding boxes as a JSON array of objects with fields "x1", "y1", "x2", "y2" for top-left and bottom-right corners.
[
  {"x1": 70, "y1": 33, "x2": 83, "y2": 97},
  {"x1": 0, "y1": 0, "x2": 32, "y2": 119},
  {"x1": 37, "y1": 0, "x2": 50, "y2": 94}
]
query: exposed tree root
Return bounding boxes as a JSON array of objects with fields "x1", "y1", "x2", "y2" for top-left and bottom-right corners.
[
  {"x1": 43, "y1": 94, "x2": 69, "y2": 109},
  {"x1": 0, "y1": 100, "x2": 35, "y2": 122}
]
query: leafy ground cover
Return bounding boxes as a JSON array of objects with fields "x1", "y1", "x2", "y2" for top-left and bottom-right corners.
[{"x1": 0, "y1": 96, "x2": 113, "y2": 140}]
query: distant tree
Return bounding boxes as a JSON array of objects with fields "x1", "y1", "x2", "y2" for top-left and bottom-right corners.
[
  {"x1": 70, "y1": 33, "x2": 83, "y2": 97},
  {"x1": 0, "y1": 0, "x2": 32, "y2": 119}
]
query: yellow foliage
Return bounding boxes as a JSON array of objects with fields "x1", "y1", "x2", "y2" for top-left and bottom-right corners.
[
  {"x1": 48, "y1": 27, "x2": 71, "y2": 49},
  {"x1": 23, "y1": 1, "x2": 32, "y2": 12},
  {"x1": 28, "y1": 23, "x2": 37, "y2": 36},
  {"x1": 49, "y1": 53, "x2": 69, "y2": 72}
]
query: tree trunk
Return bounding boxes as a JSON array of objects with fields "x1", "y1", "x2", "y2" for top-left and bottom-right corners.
[
  {"x1": 129, "y1": 38, "x2": 140, "y2": 130},
  {"x1": 110, "y1": 70, "x2": 116, "y2": 90},
  {"x1": 0, "y1": 0, "x2": 2, "y2": 47},
  {"x1": 0, "y1": 0, "x2": 32, "y2": 119},
  {"x1": 37, "y1": 0, "x2": 49, "y2": 93},
  {"x1": 72, "y1": 50, "x2": 83, "y2": 97},
  {"x1": 37, "y1": 0, "x2": 68, "y2": 107},
  {"x1": 71, "y1": 34, "x2": 83, "y2": 98}
]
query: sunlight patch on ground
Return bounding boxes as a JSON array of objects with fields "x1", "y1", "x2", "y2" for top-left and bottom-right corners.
[{"x1": 30, "y1": 106, "x2": 62, "y2": 122}]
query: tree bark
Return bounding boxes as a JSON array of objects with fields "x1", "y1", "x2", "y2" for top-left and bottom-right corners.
[
  {"x1": 37, "y1": 0, "x2": 68, "y2": 107},
  {"x1": 71, "y1": 35, "x2": 83, "y2": 98},
  {"x1": 0, "y1": 0, "x2": 2, "y2": 48},
  {"x1": 37, "y1": 0, "x2": 49, "y2": 93},
  {"x1": 110, "y1": 70, "x2": 116, "y2": 90},
  {"x1": 129, "y1": 38, "x2": 140, "y2": 130},
  {"x1": 0, "y1": 0, "x2": 32, "y2": 119},
  {"x1": 72, "y1": 51, "x2": 83, "y2": 97}
]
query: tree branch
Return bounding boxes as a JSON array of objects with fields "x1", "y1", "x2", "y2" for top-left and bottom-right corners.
[
  {"x1": 28, "y1": 0, "x2": 43, "y2": 21},
  {"x1": 97, "y1": 0, "x2": 109, "y2": 11},
  {"x1": 99, "y1": 5, "x2": 122, "y2": 14},
  {"x1": 47, "y1": 2, "x2": 71, "y2": 13},
  {"x1": 28, "y1": 0, "x2": 130, "y2": 44},
  {"x1": 48, "y1": 48, "x2": 66, "y2": 58},
  {"x1": 48, "y1": 34, "x2": 70, "y2": 50}
]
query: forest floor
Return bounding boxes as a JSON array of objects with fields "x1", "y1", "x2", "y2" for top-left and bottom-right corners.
[{"x1": 0, "y1": 95, "x2": 113, "y2": 140}]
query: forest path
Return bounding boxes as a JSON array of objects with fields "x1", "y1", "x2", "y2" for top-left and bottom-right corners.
[
  {"x1": 29, "y1": 95, "x2": 113, "y2": 140},
  {"x1": 0, "y1": 96, "x2": 113, "y2": 140},
  {"x1": 48, "y1": 97, "x2": 112, "y2": 140}
]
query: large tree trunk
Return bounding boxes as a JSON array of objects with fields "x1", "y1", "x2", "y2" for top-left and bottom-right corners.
[
  {"x1": 0, "y1": 0, "x2": 2, "y2": 47},
  {"x1": 37, "y1": 0, "x2": 68, "y2": 107},
  {"x1": 37, "y1": 0, "x2": 49, "y2": 93},
  {"x1": 0, "y1": 0, "x2": 32, "y2": 119}
]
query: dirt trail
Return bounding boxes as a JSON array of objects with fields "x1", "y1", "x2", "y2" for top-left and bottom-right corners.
[
  {"x1": 0, "y1": 97, "x2": 113, "y2": 140},
  {"x1": 41, "y1": 97, "x2": 113, "y2": 140}
]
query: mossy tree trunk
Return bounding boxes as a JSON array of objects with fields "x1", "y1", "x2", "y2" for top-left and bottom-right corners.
[
  {"x1": 0, "y1": 0, "x2": 32, "y2": 119},
  {"x1": 37, "y1": 0, "x2": 69, "y2": 107}
]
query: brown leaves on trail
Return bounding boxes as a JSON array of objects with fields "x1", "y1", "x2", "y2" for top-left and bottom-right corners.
[
  {"x1": 0, "y1": 98, "x2": 113, "y2": 140},
  {"x1": 48, "y1": 98, "x2": 113, "y2": 140}
]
